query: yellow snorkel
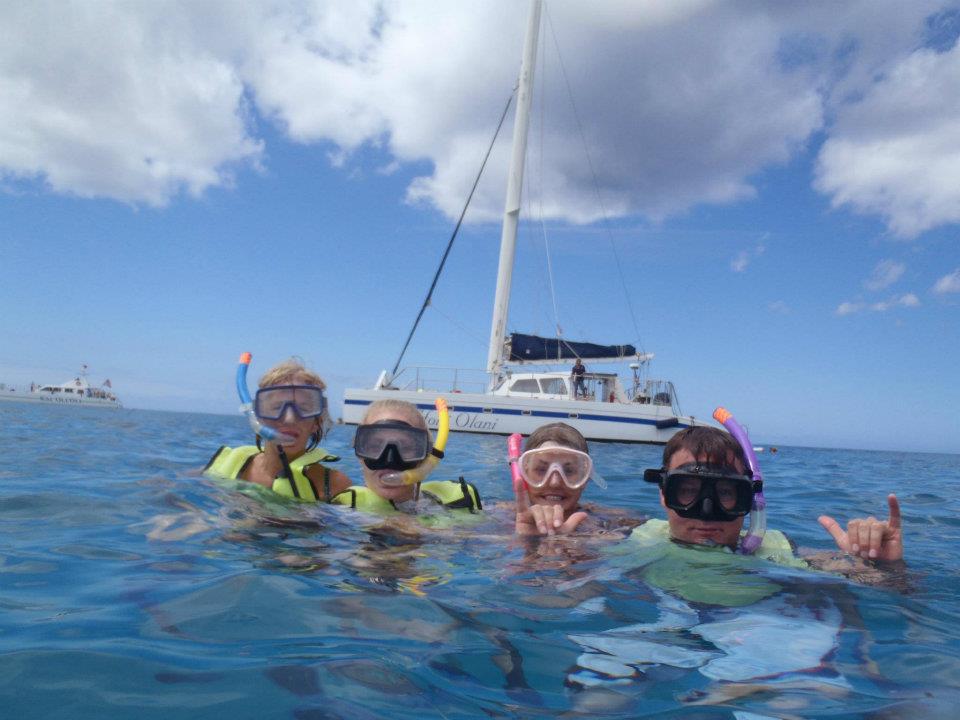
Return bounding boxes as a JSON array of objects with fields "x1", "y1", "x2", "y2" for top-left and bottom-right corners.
[{"x1": 378, "y1": 398, "x2": 450, "y2": 486}]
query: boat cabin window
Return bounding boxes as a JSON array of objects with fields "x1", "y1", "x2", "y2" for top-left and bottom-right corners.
[
  {"x1": 539, "y1": 378, "x2": 567, "y2": 395},
  {"x1": 510, "y1": 379, "x2": 540, "y2": 393}
]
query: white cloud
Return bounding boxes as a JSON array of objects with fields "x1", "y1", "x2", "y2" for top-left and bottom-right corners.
[
  {"x1": 864, "y1": 259, "x2": 906, "y2": 291},
  {"x1": 933, "y1": 268, "x2": 960, "y2": 294},
  {"x1": 767, "y1": 300, "x2": 790, "y2": 314},
  {"x1": 731, "y1": 251, "x2": 750, "y2": 273},
  {"x1": 836, "y1": 301, "x2": 864, "y2": 316},
  {"x1": 730, "y1": 241, "x2": 766, "y2": 272},
  {"x1": 837, "y1": 292, "x2": 919, "y2": 315},
  {"x1": 870, "y1": 293, "x2": 920, "y2": 311},
  {"x1": 0, "y1": 0, "x2": 956, "y2": 235},
  {"x1": 0, "y1": 2, "x2": 263, "y2": 206},
  {"x1": 814, "y1": 40, "x2": 960, "y2": 238}
]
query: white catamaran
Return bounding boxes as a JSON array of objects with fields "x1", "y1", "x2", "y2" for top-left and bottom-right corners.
[
  {"x1": 0, "y1": 366, "x2": 121, "y2": 409},
  {"x1": 343, "y1": 0, "x2": 700, "y2": 443}
]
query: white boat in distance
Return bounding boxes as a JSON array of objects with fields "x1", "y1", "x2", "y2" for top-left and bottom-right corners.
[
  {"x1": 343, "y1": 0, "x2": 700, "y2": 443},
  {"x1": 0, "y1": 366, "x2": 121, "y2": 409}
]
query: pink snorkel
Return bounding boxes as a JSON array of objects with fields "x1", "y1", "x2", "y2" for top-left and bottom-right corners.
[
  {"x1": 508, "y1": 433, "x2": 525, "y2": 495},
  {"x1": 713, "y1": 407, "x2": 766, "y2": 554}
]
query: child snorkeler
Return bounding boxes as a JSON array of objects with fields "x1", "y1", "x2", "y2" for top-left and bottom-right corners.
[
  {"x1": 204, "y1": 356, "x2": 351, "y2": 502},
  {"x1": 511, "y1": 422, "x2": 642, "y2": 538},
  {"x1": 331, "y1": 398, "x2": 482, "y2": 521}
]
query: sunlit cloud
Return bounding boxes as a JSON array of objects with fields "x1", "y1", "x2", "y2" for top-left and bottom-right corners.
[
  {"x1": 835, "y1": 301, "x2": 865, "y2": 316},
  {"x1": 814, "y1": 39, "x2": 960, "y2": 238},
  {"x1": 0, "y1": 0, "x2": 956, "y2": 237},
  {"x1": 730, "y1": 242, "x2": 766, "y2": 273},
  {"x1": 933, "y1": 268, "x2": 960, "y2": 294},
  {"x1": 863, "y1": 259, "x2": 905, "y2": 291},
  {"x1": 731, "y1": 250, "x2": 750, "y2": 273},
  {"x1": 870, "y1": 293, "x2": 920, "y2": 311},
  {"x1": 836, "y1": 292, "x2": 919, "y2": 315}
]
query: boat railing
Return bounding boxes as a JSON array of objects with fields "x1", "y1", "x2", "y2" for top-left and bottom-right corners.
[
  {"x1": 383, "y1": 365, "x2": 491, "y2": 394},
  {"x1": 632, "y1": 379, "x2": 682, "y2": 413}
]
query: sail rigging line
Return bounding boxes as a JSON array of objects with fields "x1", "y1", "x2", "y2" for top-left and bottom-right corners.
[
  {"x1": 429, "y1": 303, "x2": 489, "y2": 352},
  {"x1": 535, "y1": 24, "x2": 564, "y2": 344},
  {"x1": 389, "y1": 88, "x2": 518, "y2": 379},
  {"x1": 543, "y1": 5, "x2": 648, "y2": 357}
]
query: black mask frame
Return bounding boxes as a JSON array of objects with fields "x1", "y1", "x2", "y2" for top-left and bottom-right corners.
[
  {"x1": 644, "y1": 462, "x2": 761, "y2": 522},
  {"x1": 354, "y1": 421, "x2": 430, "y2": 472}
]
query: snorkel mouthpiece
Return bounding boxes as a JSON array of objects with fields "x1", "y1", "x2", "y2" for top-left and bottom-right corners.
[
  {"x1": 379, "y1": 398, "x2": 449, "y2": 487},
  {"x1": 713, "y1": 407, "x2": 766, "y2": 554},
  {"x1": 236, "y1": 352, "x2": 295, "y2": 444},
  {"x1": 507, "y1": 433, "x2": 524, "y2": 495}
]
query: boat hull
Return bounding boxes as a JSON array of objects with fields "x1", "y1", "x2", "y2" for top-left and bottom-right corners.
[
  {"x1": 0, "y1": 390, "x2": 121, "y2": 409},
  {"x1": 343, "y1": 388, "x2": 697, "y2": 444}
]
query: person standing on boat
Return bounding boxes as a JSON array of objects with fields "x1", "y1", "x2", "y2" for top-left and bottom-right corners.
[
  {"x1": 571, "y1": 359, "x2": 587, "y2": 399},
  {"x1": 205, "y1": 359, "x2": 351, "y2": 502}
]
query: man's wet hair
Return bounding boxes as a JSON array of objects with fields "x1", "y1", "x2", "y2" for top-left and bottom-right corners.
[{"x1": 662, "y1": 426, "x2": 747, "y2": 472}]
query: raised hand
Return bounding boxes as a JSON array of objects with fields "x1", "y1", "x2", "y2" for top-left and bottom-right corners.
[
  {"x1": 818, "y1": 494, "x2": 903, "y2": 562},
  {"x1": 515, "y1": 482, "x2": 588, "y2": 536}
]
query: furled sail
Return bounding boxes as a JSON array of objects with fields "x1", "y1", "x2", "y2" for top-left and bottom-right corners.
[{"x1": 507, "y1": 333, "x2": 638, "y2": 363}]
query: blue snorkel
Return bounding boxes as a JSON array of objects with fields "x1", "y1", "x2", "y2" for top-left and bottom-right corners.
[
  {"x1": 713, "y1": 407, "x2": 766, "y2": 554},
  {"x1": 237, "y1": 352, "x2": 294, "y2": 444}
]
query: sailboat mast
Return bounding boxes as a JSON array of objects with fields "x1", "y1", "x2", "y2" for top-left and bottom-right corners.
[{"x1": 486, "y1": 0, "x2": 542, "y2": 389}]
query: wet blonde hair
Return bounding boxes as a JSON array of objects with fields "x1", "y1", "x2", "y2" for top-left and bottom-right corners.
[
  {"x1": 525, "y1": 422, "x2": 588, "y2": 453},
  {"x1": 362, "y1": 399, "x2": 428, "y2": 432},
  {"x1": 257, "y1": 357, "x2": 332, "y2": 444},
  {"x1": 259, "y1": 358, "x2": 326, "y2": 390}
]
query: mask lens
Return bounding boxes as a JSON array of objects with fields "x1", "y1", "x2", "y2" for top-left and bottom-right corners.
[
  {"x1": 673, "y1": 477, "x2": 702, "y2": 506},
  {"x1": 518, "y1": 448, "x2": 592, "y2": 488},
  {"x1": 663, "y1": 466, "x2": 754, "y2": 519},
  {"x1": 354, "y1": 422, "x2": 430, "y2": 464},
  {"x1": 715, "y1": 479, "x2": 741, "y2": 511},
  {"x1": 291, "y1": 387, "x2": 324, "y2": 417},
  {"x1": 254, "y1": 386, "x2": 325, "y2": 420}
]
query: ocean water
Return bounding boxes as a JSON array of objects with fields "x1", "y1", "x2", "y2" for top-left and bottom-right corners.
[{"x1": 1, "y1": 403, "x2": 959, "y2": 719}]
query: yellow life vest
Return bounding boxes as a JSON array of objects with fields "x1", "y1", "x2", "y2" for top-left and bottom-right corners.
[
  {"x1": 330, "y1": 479, "x2": 482, "y2": 516},
  {"x1": 204, "y1": 445, "x2": 340, "y2": 502}
]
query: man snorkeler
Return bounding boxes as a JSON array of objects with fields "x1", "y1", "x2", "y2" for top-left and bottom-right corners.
[
  {"x1": 567, "y1": 417, "x2": 905, "y2": 697},
  {"x1": 641, "y1": 424, "x2": 902, "y2": 563}
]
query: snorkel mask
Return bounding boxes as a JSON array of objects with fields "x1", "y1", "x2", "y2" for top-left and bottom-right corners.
[
  {"x1": 647, "y1": 463, "x2": 759, "y2": 523},
  {"x1": 353, "y1": 398, "x2": 450, "y2": 487},
  {"x1": 506, "y1": 434, "x2": 607, "y2": 493},
  {"x1": 643, "y1": 408, "x2": 766, "y2": 554},
  {"x1": 236, "y1": 352, "x2": 295, "y2": 445}
]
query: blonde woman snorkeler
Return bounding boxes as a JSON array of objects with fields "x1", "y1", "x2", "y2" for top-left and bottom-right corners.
[{"x1": 205, "y1": 358, "x2": 351, "y2": 502}]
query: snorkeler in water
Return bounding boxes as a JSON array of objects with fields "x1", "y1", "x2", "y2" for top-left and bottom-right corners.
[
  {"x1": 331, "y1": 398, "x2": 482, "y2": 521},
  {"x1": 204, "y1": 355, "x2": 351, "y2": 502},
  {"x1": 568, "y1": 411, "x2": 906, "y2": 695},
  {"x1": 640, "y1": 420, "x2": 902, "y2": 564},
  {"x1": 510, "y1": 422, "x2": 641, "y2": 538}
]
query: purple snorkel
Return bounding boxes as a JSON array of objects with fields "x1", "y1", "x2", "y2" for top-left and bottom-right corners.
[{"x1": 713, "y1": 407, "x2": 766, "y2": 554}]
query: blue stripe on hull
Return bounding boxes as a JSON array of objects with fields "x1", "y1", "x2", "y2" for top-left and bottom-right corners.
[{"x1": 343, "y1": 398, "x2": 690, "y2": 429}]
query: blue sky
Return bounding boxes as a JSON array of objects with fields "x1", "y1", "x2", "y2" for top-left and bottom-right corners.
[{"x1": 2, "y1": 1, "x2": 959, "y2": 454}]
